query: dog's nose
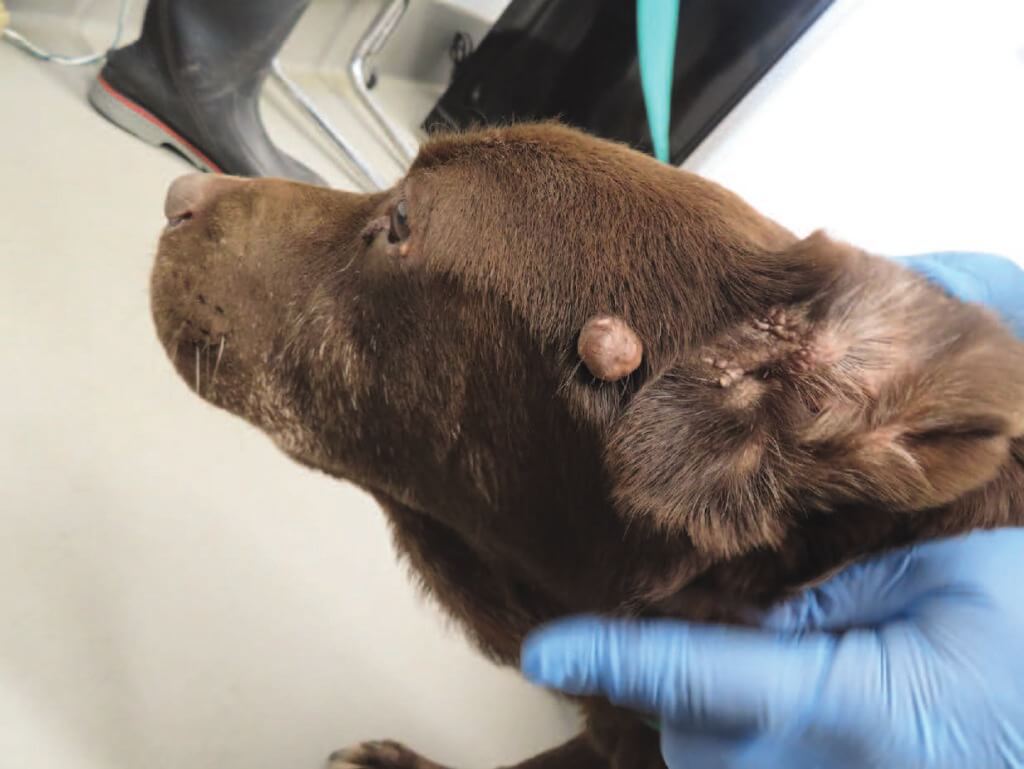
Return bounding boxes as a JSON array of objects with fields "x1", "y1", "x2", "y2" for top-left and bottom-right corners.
[{"x1": 164, "y1": 173, "x2": 244, "y2": 225}]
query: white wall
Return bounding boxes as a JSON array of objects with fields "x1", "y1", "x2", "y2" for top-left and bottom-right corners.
[{"x1": 685, "y1": 0, "x2": 1024, "y2": 261}]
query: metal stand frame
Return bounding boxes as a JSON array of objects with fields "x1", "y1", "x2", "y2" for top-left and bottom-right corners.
[
  {"x1": 348, "y1": 0, "x2": 415, "y2": 167},
  {"x1": 270, "y1": 60, "x2": 386, "y2": 190},
  {"x1": 269, "y1": 0, "x2": 414, "y2": 191}
]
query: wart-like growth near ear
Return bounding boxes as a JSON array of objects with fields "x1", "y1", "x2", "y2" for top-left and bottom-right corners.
[{"x1": 578, "y1": 315, "x2": 643, "y2": 381}]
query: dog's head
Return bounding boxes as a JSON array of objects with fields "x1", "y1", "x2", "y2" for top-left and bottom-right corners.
[
  {"x1": 151, "y1": 123, "x2": 1024, "y2": 608},
  {"x1": 151, "y1": 124, "x2": 798, "y2": 595}
]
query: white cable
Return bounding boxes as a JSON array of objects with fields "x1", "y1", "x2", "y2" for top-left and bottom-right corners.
[{"x1": 2, "y1": 0, "x2": 132, "y2": 66}]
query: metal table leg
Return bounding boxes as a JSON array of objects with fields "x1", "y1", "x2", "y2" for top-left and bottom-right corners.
[
  {"x1": 348, "y1": 0, "x2": 416, "y2": 167},
  {"x1": 270, "y1": 60, "x2": 388, "y2": 191}
]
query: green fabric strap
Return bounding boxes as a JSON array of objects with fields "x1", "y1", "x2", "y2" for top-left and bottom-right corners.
[{"x1": 637, "y1": 0, "x2": 680, "y2": 163}]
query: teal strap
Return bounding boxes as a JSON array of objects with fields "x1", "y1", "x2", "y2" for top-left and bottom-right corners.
[{"x1": 637, "y1": 0, "x2": 680, "y2": 163}]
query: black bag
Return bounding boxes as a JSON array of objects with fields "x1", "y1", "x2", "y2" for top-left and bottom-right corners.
[{"x1": 425, "y1": 0, "x2": 834, "y2": 164}]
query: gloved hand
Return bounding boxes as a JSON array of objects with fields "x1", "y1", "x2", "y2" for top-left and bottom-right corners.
[
  {"x1": 522, "y1": 530, "x2": 1024, "y2": 769},
  {"x1": 893, "y1": 251, "x2": 1024, "y2": 337},
  {"x1": 521, "y1": 253, "x2": 1024, "y2": 769}
]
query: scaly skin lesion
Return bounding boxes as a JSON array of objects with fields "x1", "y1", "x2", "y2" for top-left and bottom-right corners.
[{"x1": 701, "y1": 305, "x2": 825, "y2": 390}]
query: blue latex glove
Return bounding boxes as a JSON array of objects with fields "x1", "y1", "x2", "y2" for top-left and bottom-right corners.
[
  {"x1": 892, "y1": 251, "x2": 1024, "y2": 338},
  {"x1": 522, "y1": 530, "x2": 1024, "y2": 769},
  {"x1": 521, "y1": 253, "x2": 1024, "y2": 768}
]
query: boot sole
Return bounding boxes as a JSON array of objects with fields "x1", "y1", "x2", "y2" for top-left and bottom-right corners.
[{"x1": 88, "y1": 75, "x2": 224, "y2": 174}]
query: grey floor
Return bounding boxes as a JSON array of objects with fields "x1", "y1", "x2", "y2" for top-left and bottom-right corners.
[{"x1": 2, "y1": 1, "x2": 1024, "y2": 769}]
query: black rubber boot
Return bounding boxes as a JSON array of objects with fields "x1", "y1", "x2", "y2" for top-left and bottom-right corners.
[{"x1": 89, "y1": 0, "x2": 325, "y2": 185}]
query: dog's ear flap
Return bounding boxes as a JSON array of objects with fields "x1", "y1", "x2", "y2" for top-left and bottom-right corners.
[
  {"x1": 605, "y1": 232, "x2": 1024, "y2": 560},
  {"x1": 711, "y1": 230, "x2": 847, "y2": 330},
  {"x1": 602, "y1": 232, "x2": 846, "y2": 558},
  {"x1": 605, "y1": 363, "x2": 798, "y2": 559},
  {"x1": 604, "y1": 335, "x2": 1024, "y2": 561},
  {"x1": 803, "y1": 326, "x2": 1024, "y2": 513}
]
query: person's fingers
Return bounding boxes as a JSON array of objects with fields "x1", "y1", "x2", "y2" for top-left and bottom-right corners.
[
  {"x1": 895, "y1": 253, "x2": 993, "y2": 303},
  {"x1": 659, "y1": 728, "x2": 744, "y2": 769},
  {"x1": 893, "y1": 252, "x2": 1024, "y2": 338},
  {"x1": 660, "y1": 728, "x2": 838, "y2": 769},
  {"x1": 521, "y1": 616, "x2": 834, "y2": 733},
  {"x1": 760, "y1": 548, "x2": 921, "y2": 633},
  {"x1": 760, "y1": 532, "x2": 1012, "y2": 635}
]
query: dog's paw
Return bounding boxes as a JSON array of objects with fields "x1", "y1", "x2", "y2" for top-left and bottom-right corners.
[{"x1": 327, "y1": 740, "x2": 448, "y2": 769}]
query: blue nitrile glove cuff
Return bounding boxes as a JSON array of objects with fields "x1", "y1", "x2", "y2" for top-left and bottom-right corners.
[{"x1": 893, "y1": 251, "x2": 1024, "y2": 337}]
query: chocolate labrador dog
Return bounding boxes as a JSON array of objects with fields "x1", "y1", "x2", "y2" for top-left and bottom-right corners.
[{"x1": 150, "y1": 123, "x2": 1024, "y2": 769}]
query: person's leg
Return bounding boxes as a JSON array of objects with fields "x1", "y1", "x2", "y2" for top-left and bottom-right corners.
[{"x1": 89, "y1": 0, "x2": 324, "y2": 184}]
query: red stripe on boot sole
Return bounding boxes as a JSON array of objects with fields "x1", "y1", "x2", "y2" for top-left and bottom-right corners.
[{"x1": 96, "y1": 75, "x2": 225, "y2": 174}]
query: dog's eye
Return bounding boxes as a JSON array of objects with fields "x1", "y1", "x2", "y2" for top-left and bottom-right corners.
[{"x1": 388, "y1": 200, "x2": 410, "y2": 244}]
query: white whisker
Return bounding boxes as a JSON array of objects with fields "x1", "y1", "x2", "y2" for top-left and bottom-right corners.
[
  {"x1": 337, "y1": 253, "x2": 358, "y2": 274},
  {"x1": 210, "y1": 337, "x2": 226, "y2": 392},
  {"x1": 167, "y1": 321, "x2": 187, "y2": 354}
]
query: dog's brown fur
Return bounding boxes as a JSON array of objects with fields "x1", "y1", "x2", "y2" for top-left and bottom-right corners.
[{"x1": 150, "y1": 123, "x2": 1024, "y2": 769}]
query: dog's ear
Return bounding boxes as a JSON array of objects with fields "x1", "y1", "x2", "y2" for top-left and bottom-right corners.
[
  {"x1": 602, "y1": 234, "x2": 839, "y2": 558},
  {"x1": 605, "y1": 233, "x2": 1024, "y2": 559},
  {"x1": 605, "y1": 358, "x2": 799, "y2": 558}
]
